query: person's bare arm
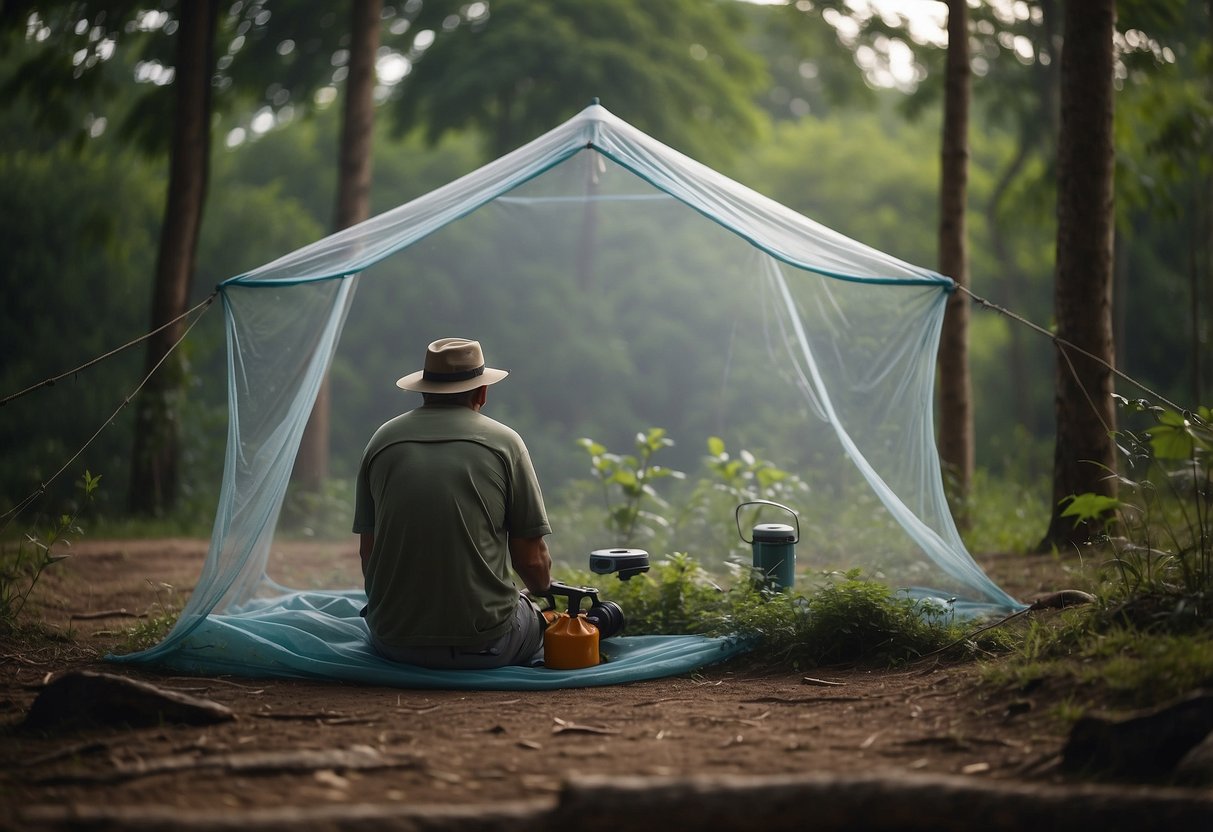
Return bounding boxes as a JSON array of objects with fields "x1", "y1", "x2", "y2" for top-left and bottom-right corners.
[
  {"x1": 509, "y1": 535, "x2": 552, "y2": 595},
  {"x1": 359, "y1": 532, "x2": 374, "y2": 579}
]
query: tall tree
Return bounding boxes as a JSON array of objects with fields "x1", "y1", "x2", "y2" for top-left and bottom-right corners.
[
  {"x1": 293, "y1": 0, "x2": 382, "y2": 492},
  {"x1": 128, "y1": 0, "x2": 220, "y2": 515},
  {"x1": 936, "y1": 0, "x2": 973, "y2": 517},
  {"x1": 1036, "y1": 0, "x2": 1119, "y2": 551}
]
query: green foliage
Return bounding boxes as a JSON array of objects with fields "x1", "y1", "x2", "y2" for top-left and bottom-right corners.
[
  {"x1": 0, "y1": 130, "x2": 160, "y2": 514},
  {"x1": 0, "y1": 471, "x2": 100, "y2": 629},
  {"x1": 577, "y1": 428, "x2": 684, "y2": 546},
  {"x1": 556, "y1": 430, "x2": 993, "y2": 669},
  {"x1": 1063, "y1": 398, "x2": 1212, "y2": 632},
  {"x1": 117, "y1": 580, "x2": 181, "y2": 654},
  {"x1": 718, "y1": 570, "x2": 977, "y2": 668},
  {"x1": 990, "y1": 400, "x2": 1213, "y2": 711},
  {"x1": 593, "y1": 552, "x2": 723, "y2": 636},
  {"x1": 984, "y1": 609, "x2": 1213, "y2": 710},
  {"x1": 391, "y1": 0, "x2": 769, "y2": 161},
  {"x1": 583, "y1": 559, "x2": 984, "y2": 670},
  {"x1": 558, "y1": 431, "x2": 809, "y2": 571}
]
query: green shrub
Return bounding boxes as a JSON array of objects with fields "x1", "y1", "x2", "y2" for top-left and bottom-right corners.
[
  {"x1": 717, "y1": 570, "x2": 983, "y2": 668},
  {"x1": 561, "y1": 555, "x2": 992, "y2": 669}
]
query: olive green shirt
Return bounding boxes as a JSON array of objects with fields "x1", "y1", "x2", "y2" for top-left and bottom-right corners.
[{"x1": 352, "y1": 404, "x2": 550, "y2": 648}]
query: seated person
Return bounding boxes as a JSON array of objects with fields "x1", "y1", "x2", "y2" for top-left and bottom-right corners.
[{"x1": 352, "y1": 337, "x2": 553, "y2": 669}]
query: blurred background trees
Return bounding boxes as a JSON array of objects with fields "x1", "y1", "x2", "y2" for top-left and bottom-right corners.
[{"x1": 0, "y1": 0, "x2": 1208, "y2": 551}]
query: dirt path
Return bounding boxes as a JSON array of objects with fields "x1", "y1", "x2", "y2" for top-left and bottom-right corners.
[{"x1": 0, "y1": 539, "x2": 1192, "y2": 827}]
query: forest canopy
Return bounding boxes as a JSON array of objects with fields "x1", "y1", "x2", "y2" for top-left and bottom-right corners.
[{"x1": 0, "y1": 0, "x2": 1208, "y2": 540}]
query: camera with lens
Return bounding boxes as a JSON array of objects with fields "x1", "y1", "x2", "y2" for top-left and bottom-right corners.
[
  {"x1": 538, "y1": 581, "x2": 626, "y2": 639},
  {"x1": 535, "y1": 549, "x2": 649, "y2": 669}
]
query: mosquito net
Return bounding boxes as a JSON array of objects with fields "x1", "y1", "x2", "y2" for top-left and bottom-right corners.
[{"x1": 111, "y1": 103, "x2": 1022, "y2": 689}]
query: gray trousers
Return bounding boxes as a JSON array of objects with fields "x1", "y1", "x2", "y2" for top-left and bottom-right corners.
[{"x1": 370, "y1": 594, "x2": 546, "y2": 669}]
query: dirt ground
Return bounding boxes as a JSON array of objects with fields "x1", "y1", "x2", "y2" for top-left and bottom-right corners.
[{"x1": 0, "y1": 539, "x2": 1198, "y2": 827}]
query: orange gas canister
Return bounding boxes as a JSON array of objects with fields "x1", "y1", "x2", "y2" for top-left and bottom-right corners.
[{"x1": 543, "y1": 612, "x2": 601, "y2": 669}]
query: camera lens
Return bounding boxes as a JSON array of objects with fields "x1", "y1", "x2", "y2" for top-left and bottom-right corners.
[{"x1": 586, "y1": 601, "x2": 625, "y2": 639}]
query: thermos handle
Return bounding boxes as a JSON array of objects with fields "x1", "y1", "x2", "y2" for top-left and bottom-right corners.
[{"x1": 735, "y1": 500, "x2": 800, "y2": 544}]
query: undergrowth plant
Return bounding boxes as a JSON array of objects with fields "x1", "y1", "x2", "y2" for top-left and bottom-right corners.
[
  {"x1": 1062, "y1": 398, "x2": 1212, "y2": 633},
  {"x1": 118, "y1": 580, "x2": 181, "y2": 653},
  {"x1": 986, "y1": 400, "x2": 1213, "y2": 713},
  {"x1": 560, "y1": 557, "x2": 999, "y2": 669},
  {"x1": 569, "y1": 429, "x2": 808, "y2": 571},
  {"x1": 0, "y1": 470, "x2": 100, "y2": 630},
  {"x1": 715, "y1": 569, "x2": 990, "y2": 668},
  {"x1": 577, "y1": 428, "x2": 685, "y2": 547}
]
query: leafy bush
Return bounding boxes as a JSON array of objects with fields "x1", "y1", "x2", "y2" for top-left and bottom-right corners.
[
  {"x1": 594, "y1": 553, "x2": 725, "y2": 635},
  {"x1": 717, "y1": 570, "x2": 983, "y2": 668},
  {"x1": 563, "y1": 556, "x2": 989, "y2": 669}
]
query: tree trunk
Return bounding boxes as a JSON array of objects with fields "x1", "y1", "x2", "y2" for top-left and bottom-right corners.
[
  {"x1": 128, "y1": 0, "x2": 219, "y2": 515},
  {"x1": 937, "y1": 0, "x2": 973, "y2": 522},
  {"x1": 293, "y1": 0, "x2": 382, "y2": 494},
  {"x1": 1036, "y1": 0, "x2": 1118, "y2": 552}
]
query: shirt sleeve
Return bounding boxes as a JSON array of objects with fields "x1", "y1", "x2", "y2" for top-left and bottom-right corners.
[
  {"x1": 507, "y1": 440, "x2": 551, "y2": 539},
  {"x1": 351, "y1": 451, "x2": 376, "y2": 535}
]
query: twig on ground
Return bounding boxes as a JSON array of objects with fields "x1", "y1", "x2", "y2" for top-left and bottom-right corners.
[
  {"x1": 69, "y1": 609, "x2": 145, "y2": 620},
  {"x1": 552, "y1": 717, "x2": 619, "y2": 735},
  {"x1": 740, "y1": 695, "x2": 867, "y2": 705}
]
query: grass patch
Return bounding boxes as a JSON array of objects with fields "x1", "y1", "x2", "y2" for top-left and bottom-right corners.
[
  {"x1": 982, "y1": 401, "x2": 1213, "y2": 717},
  {"x1": 982, "y1": 590, "x2": 1213, "y2": 712},
  {"x1": 115, "y1": 582, "x2": 182, "y2": 654},
  {"x1": 988, "y1": 616, "x2": 1213, "y2": 706}
]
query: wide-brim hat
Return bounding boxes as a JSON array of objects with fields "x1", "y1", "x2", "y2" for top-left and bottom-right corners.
[{"x1": 396, "y1": 337, "x2": 509, "y2": 394}]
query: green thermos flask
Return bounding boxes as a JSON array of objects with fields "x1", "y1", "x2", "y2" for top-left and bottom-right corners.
[{"x1": 735, "y1": 500, "x2": 799, "y2": 591}]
